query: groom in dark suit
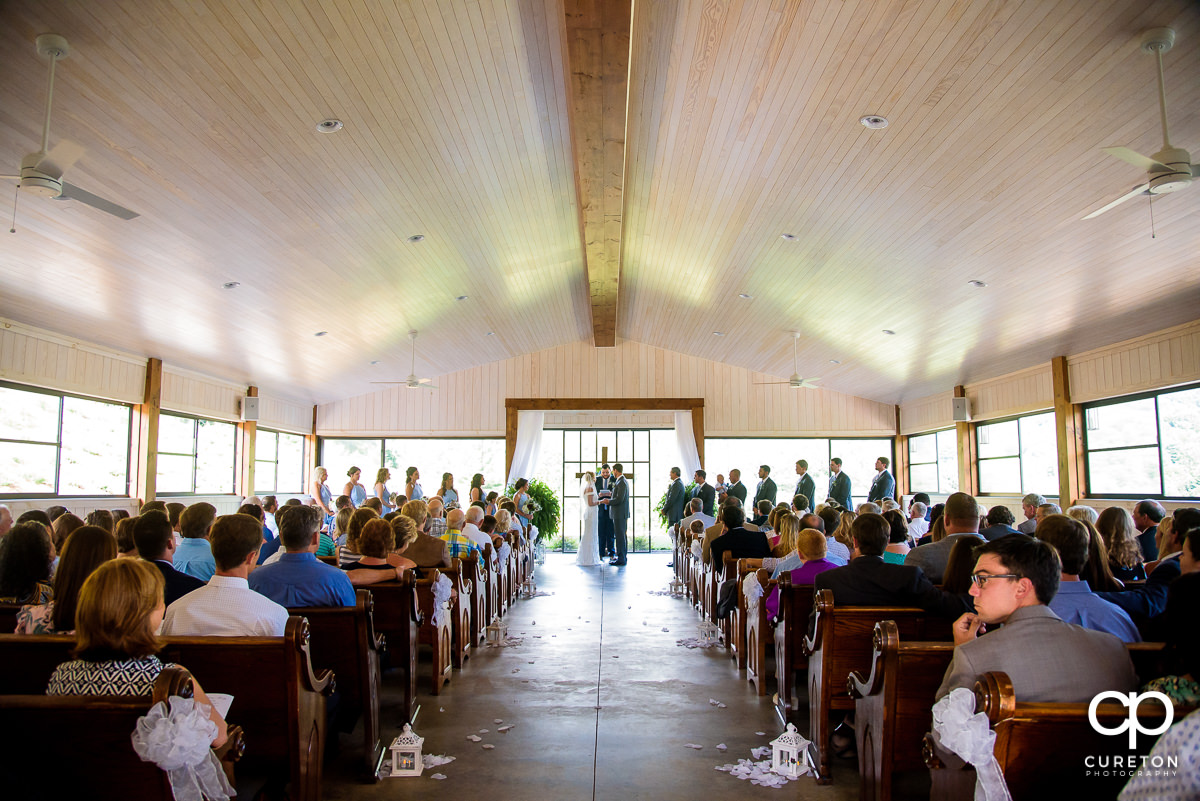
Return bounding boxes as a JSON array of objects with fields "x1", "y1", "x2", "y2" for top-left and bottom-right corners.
[
  {"x1": 596, "y1": 464, "x2": 615, "y2": 559},
  {"x1": 606, "y1": 464, "x2": 630, "y2": 566}
]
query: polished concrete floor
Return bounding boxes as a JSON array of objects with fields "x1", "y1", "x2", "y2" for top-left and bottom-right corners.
[{"x1": 324, "y1": 552, "x2": 867, "y2": 800}]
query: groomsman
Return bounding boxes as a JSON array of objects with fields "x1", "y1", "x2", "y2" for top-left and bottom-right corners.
[
  {"x1": 794, "y1": 460, "x2": 816, "y2": 513},
  {"x1": 828, "y1": 458, "x2": 852, "y2": 510},
  {"x1": 867, "y1": 457, "x2": 896, "y2": 503},
  {"x1": 597, "y1": 464, "x2": 615, "y2": 559},
  {"x1": 691, "y1": 470, "x2": 716, "y2": 517},
  {"x1": 753, "y1": 465, "x2": 777, "y2": 508},
  {"x1": 726, "y1": 469, "x2": 748, "y2": 505},
  {"x1": 664, "y1": 467, "x2": 686, "y2": 529}
]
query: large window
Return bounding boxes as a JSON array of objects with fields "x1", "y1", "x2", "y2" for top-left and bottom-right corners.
[
  {"x1": 908, "y1": 429, "x2": 959, "y2": 495},
  {"x1": 976, "y1": 412, "x2": 1057, "y2": 496},
  {"x1": 320, "y1": 437, "x2": 505, "y2": 502},
  {"x1": 1084, "y1": 384, "x2": 1200, "y2": 499},
  {"x1": 157, "y1": 413, "x2": 237, "y2": 494},
  {"x1": 0, "y1": 383, "x2": 131, "y2": 497},
  {"x1": 254, "y1": 429, "x2": 306, "y2": 494},
  {"x1": 703, "y1": 437, "x2": 894, "y2": 510}
]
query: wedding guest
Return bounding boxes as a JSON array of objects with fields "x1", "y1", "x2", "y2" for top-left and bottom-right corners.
[
  {"x1": 249, "y1": 506, "x2": 355, "y2": 607},
  {"x1": 427, "y1": 497, "x2": 447, "y2": 538},
  {"x1": 46, "y1": 505, "x2": 69, "y2": 523},
  {"x1": 1141, "y1": 573, "x2": 1200, "y2": 704},
  {"x1": 343, "y1": 466, "x2": 367, "y2": 508},
  {"x1": 745, "y1": 513, "x2": 802, "y2": 575},
  {"x1": 765, "y1": 529, "x2": 839, "y2": 618},
  {"x1": 1037, "y1": 514, "x2": 1140, "y2": 642},
  {"x1": 46, "y1": 558, "x2": 228, "y2": 748},
  {"x1": 16, "y1": 525, "x2": 116, "y2": 634},
  {"x1": 485, "y1": 491, "x2": 499, "y2": 516},
  {"x1": 1132, "y1": 499, "x2": 1166, "y2": 561},
  {"x1": 331, "y1": 506, "x2": 353, "y2": 548},
  {"x1": 907, "y1": 501, "x2": 929, "y2": 540},
  {"x1": 173, "y1": 502, "x2": 217, "y2": 581},
  {"x1": 393, "y1": 514, "x2": 449, "y2": 568},
  {"x1": 830, "y1": 511, "x2": 857, "y2": 554},
  {"x1": 440, "y1": 508, "x2": 482, "y2": 562},
  {"x1": 362, "y1": 497, "x2": 384, "y2": 514},
  {"x1": 341, "y1": 519, "x2": 414, "y2": 574},
  {"x1": 906, "y1": 493, "x2": 982, "y2": 583},
  {"x1": 1067, "y1": 505, "x2": 1099, "y2": 528},
  {"x1": 165, "y1": 503, "x2": 185, "y2": 541},
  {"x1": 85, "y1": 508, "x2": 114, "y2": 533},
  {"x1": 338, "y1": 508, "x2": 378, "y2": 567},
  {"x1": 0, "y1": 522, "x2": 55, "y2": 604},
  {"x1": 941, "y1": 535, "x2": 986, "y2": 594},
  {"x1": 114, "y1": 516, "x2": 138, "y2": 557},
  {"x1": 134, "y1": 510, "x2": 204, "y2": 606},
  {"x1": 709, "y1": 505, "x2": 771, "y2": 568},
  {"x1": 1097, "y1": 507, "x2": 1146, "y2": 582},
  {"x1": 882, "y1": 510, "x2": 910, "y2": 564},
  {"x1": 0, "y1": 505, "x2": 12, "y2": 538},
  {"x1": 51, "y1": 513, "x2": 85, "y2": 553},
  {"x1": 979, "y1": 506, "x2": 1019, "y2": 541},
  {"x1": 1079, "y1": 518, "x2": 1125, "y2": 593}
]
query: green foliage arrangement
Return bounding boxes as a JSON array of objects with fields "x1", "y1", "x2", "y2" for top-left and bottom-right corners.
[
  {"x1": 508, "y1": 478, "x2": 561, "y2": 542},
  {"x1": 655, "y1": 482, "x2": 696, "y2": 527}
]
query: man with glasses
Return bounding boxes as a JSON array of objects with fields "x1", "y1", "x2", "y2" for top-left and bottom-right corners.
[{"x1": 934, "y1": 536, "x2": 1137, "y2": 702}]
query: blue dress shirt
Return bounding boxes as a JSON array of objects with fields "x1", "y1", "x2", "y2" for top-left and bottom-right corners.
[
  {"x1": 248, "y1": 552, "x2": 355, "y2": 607},
  {"x1": 173, "y1": 538, "x2": 216, "y2": 582},
  {"x1": 1050, "y1": 580, "x2": 1142, "y2": 643}
]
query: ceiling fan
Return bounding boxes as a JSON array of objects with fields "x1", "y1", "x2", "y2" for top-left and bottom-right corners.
[
  {"x1": 754, "y1": 332, "x2": 820, "y2": 389},
  {"x1": 1, "y1": 34, "x2": 139, "y2": 222},
  {"x1": 371, "y1": 331, "x2": 437, "y2": 389},
  {"x1": 1083, "y1": 27, "x2": 1196, "y2": 220}
]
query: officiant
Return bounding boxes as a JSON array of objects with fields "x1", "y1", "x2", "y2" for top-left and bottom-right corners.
[{"x1": 596, "y1": 463, "x2": 615, "y2": 560}]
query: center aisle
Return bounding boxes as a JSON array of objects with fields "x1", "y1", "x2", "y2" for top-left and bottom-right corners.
[{"x1": 326, "y1": 552, "x2": 858, "y2": 800}]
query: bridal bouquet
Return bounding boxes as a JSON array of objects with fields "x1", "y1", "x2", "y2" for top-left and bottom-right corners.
[{"x1": 522, "y1": 497, "x2": 542, "y2": 515}]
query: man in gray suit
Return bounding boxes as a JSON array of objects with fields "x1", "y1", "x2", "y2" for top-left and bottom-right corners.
[
  {"x1": 935, "y1": 535, "x2": 1137, "y2": 702},
  {"x1": 605, "y1": 463, "x2": 630, "y2": 566},
  {"x1": 905, "y1": 492, "x2": 983, "y2": 583},
  {"x1": 1016, "y1": 493, "x2": 1045, "y2": 535}
]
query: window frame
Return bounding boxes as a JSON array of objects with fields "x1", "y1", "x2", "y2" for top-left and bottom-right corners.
[
  {"x1": 0, "y1": 380, "x2": 133, "y2": 499},
  {"x1": 156, "y1": 411, "x2": 238, "y2": 497},
  {"x1": 974, "y1": 410, "x2": 1057, "y2": 497},
  {"x1": 1082, "y1": 382, "x2": 1200, "y2": 501},
  {"x1": 906, "y1": 427, "x2": 957, "y2": 495},
  {"x1": 253, "y1": 427, "x2": 306, "y2": 494}
]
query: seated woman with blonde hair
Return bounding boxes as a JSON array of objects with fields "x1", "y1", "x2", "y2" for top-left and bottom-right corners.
[{"x1": 46, "y1": 558, "x2": 227, "y2": 748}]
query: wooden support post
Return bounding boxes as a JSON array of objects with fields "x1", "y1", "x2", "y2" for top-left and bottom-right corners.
[
  {"x1": 954, "y1": 386, "x2": 977, "y2": 496},
  {"x1": 893, "y1": 405, "x2": 908, "y2": 501},
  {"x1": 304, "y1": 405, "x2": 319, "y2": 492},
  {"x1": 692, "y1": 406, "x2": 705, "y2": 467},
  {"x1": 505, "y1": 406, "x2": 518, "y2": 483},
  {"x1": 1051, "y1": 356, "x2": 1083, "y2": 506},
  {"x1": 237, "y1": 386, "x2": 258, "y2": 498},
  {"x1": 134, "y1": 357, "x2": 163, "y2": 505}
]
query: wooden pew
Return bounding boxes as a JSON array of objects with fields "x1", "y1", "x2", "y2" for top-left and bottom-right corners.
[
  {"x1": 803, "y1": 589, "x2": 951, "y2": 783},
  {"x1": 437, "y1": 558, "x2": 473, "y2": 668},
  {"x1": 848, "y1": 620, "x2": 956, "y2": 801},
  {"x1": 0, "y1": 617, "x2": 331, "y2": 801},
  {"x1": 772, "y1": 573, "x2": 816, "y2": 716},
  {"x1": 746, "y1": 567, "x2": 776, "y2": 696},
  {"x1": 287, "y1": 589, "x2": 386, "y2": 779},
  {"x1": 0, "y1": 602, "x2": 20, "y2": 633},
  {"x1": 459, "y1": 554, "x2": 490, "y2": 646},
  {"x1": 414, "y1": 570, "x2": 453, "y2": 694},
  {"x1": 0, "y1": 666, "x2": 244, "y2": 801},
  {"x1": 727, "y1": 556, "x2": 758, "y2": 669},
  {"x1": 925, "y1": 671, "x2": 1191, "y2": 801},
  {"x1": 361, "y1": 573, "x2": 421, "y2": 724},
  {"x1": 482, "y1": 543, "x2": 502, "y2": 627}
]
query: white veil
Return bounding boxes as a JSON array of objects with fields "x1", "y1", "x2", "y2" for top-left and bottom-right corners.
[{"x1": 578, "y1": 472, "x2": 596, "y2": 505}]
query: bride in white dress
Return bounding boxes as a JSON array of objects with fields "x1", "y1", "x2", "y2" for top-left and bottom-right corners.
[{"x1": 576, "y1": 471, "x2": 601, "y2": 566}]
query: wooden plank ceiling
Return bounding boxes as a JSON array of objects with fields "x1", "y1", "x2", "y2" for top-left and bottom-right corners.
[{"x1": 0, "y1": 0, "x2": 1197, "y2": 406}]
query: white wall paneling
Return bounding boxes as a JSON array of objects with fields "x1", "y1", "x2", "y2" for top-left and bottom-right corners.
[{"x1": 0, "y1": 319, "x2": 146, "y2": 403}]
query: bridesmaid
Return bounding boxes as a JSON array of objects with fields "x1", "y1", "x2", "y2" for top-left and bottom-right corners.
[
  {"x1": 373, "y1": 468, "x2": 394, "y2": 514},
  {"x1": 437, "y1": 473, "x2": 458, "y2": 508},
  {"x1": 343, "y1": 466, "x2": 367, "y2": 508},
  {"x1": 468, "y1": 473, "x2": 486, "y2": 507},
  {"x1": 405, "y1": 466, "x2": 424, "y2": 500},
  {"x1": 312, "y1": 466, "x2": 335, "y2": 532}
]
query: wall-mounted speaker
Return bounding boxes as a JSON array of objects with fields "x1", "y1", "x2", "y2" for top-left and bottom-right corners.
[
  {"x1": 241, "y1": 396, "x2": 260, "y2": 422},
  {"x1": 951, "y1": 396, "x2": 971, "y2": 422}
]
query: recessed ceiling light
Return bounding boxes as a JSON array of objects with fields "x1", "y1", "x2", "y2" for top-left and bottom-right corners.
[
  {"x1": 369, "y1": 360, "x2": 380, "y2": 365},
  {"x1": 713, "y1": 331, "x2": 725, "y2": 337},
  {"x1": 315, "y1": 119, "x2": 344, "y2": 133},
  {"x1": 780, "y1": 233, "x2": 797, "y2": 241},
  {"x1": 860, "y1": 115, "x2": 889, "y2": 129},
  {"x1": 882, "y1": 329, "x2": 896, "y2": 336},
  {"x1": 407, "y1": 234, "x2": 425, "y2": 243},
  {"x1": 221, "y1": 281, "x2": 240, "y2": 289},
  {"x1": 314, "y1": 331, "x2": 328, "y2": 337},
  {"x1": 829, "y1": 359, "x2": 841, "y2": 365},
  {"x1": 967, "y1": 279, "x2": 988, "y2": 288},
  {"x1": 455, "y1": 295, "x2": 469, "y2": 302},
  {"x1": 486, "y1": 331, "x2": 495, "y2": 336},
  {"x1": 738, "y1": 293, "x2": 753, "y2": 300}
]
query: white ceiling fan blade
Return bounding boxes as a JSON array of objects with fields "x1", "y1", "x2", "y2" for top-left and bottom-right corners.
[
  {"x1": 1101, "y1": 146, "x2": 1166, "y2": 172},
  {"x1": 1, "y1": 175, "x2": 18, "y2": 181},
  {"x1": 56, "y1": 182, "x2": 139, "y2": 219},
  {"x1": 1082, "y1": 183, "x2": 1150, "y2": 220},
  {"x1": 417, "y1": 377, "x2": 434, "y2": 385},
  {"x1": 801, "y1": 379, "x2": 820, "y2": 389},
  {"x1": 753, "y1": 381, "x2": 790, "y2": 385},
  {"x1": 370, "y1": 381, "x2": 409, "y2": 384}
]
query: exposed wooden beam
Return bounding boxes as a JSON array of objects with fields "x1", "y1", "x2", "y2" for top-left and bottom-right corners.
[
  {"x1": 565, "y1": 0, "x2": 632, "y2": 347},
  {"x1": 506, "y1": 397, "x2": 704, "y2": 411},
  {"x1": 953, "y1": 385, "x2": 977, "y2": 496},
  {"x1": 134, "y1": 357, "x2": 163, "y2": 504},
  {"x1": 893, "y1": 405, "x2": 908, "y2": 501},
  {"x1": 1051, "y1": 356, "x2": 1083, "y2": 506},
  {"x1": 237, "y1": 386, "x2": 258, "y2": 498}
]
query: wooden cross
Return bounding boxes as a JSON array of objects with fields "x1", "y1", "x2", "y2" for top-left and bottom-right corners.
[{"x1": 574, "y1": 446, "x2": 633, "y2": 480}]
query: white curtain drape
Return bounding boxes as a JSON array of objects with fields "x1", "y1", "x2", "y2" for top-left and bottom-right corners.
[
  {"x1": 674, "y1": 411, "x2": 702, "y2": 476},
  {"x1": 507, "y1": 410, "x2": 545, "y2": 486}
]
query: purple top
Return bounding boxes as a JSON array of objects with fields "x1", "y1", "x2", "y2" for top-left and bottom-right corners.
[{"x1": 765, "y1": 558, "x2": 839, "y2": 619}]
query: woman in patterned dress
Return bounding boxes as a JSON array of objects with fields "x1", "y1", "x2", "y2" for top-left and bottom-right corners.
[{"x1": 45, "y1": 559, "x2": 228, "y2": 748}]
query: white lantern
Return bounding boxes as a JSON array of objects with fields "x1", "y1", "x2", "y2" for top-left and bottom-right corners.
[
  {"x1": 389, "y1": 723, "x2": 424, "y2": 777},
  {"x1": 770, "y1": 722, "x2": 811, "y2": 778},
  {"x1": 485, "y1": 615, "x2": 508, "y2": 644},
  {"x1": 669, "y1": 577, "x2": 686, "y2": 596},
  {"x1": 697, "y1": 620, "x2": 720, "y2": 646},
  {"x1": 521, "y1": 576, "x2": 538, "y2": 598}
]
